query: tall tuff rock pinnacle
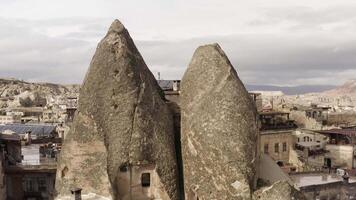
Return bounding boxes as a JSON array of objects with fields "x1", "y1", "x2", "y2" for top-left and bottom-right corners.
[
  {"x1": 55, "y1": 19, "x2": 179, "y2": 200},
  {"x1": 181, "y1": 44, "x2": 259, "y2": 199}
]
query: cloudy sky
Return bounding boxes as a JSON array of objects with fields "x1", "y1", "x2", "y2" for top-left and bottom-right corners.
[{"x1": 1, "y1": 0, "x2": 356, "y2": 86}]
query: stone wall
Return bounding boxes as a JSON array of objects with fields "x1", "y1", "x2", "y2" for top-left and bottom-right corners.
[
  {"x1": 260, "y1": 130, "x2": 296, "y2": 164},
  {"x1": 325, "y1": 145, "x2": 354, "y2": 168},
  {"x1": 290, "y1": 110, "x2": 323, "y2": 130}
]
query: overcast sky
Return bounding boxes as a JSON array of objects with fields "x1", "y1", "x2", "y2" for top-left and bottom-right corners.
[{"x1": 1, "y1": 0, "x2": 356, "y2": 86}]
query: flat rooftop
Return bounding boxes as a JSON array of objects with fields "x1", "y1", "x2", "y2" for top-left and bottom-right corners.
[
  {"x1": 317, "y1": 129, "x2": 356, "y2": 137},
  {"x1": 290, "y1": 173, "x2": 356, "y2": 188}
]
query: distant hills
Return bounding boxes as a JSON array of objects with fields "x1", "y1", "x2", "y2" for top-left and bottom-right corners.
[
  {"x1": 2, "y1": 77, "x2": 356, "y2": 97},
  {"x1": 324, "y1": 80, "x2": 356, "y2": 96},
  {"x1": 245, "y1": 84, "x2": 337, "y2": 95}
]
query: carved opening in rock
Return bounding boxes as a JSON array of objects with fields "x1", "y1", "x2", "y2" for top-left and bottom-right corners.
[
  {"x1": 116, "y1": 164, "x2": 171, "y2": 200},
  {"x1": 141, "y1": 173, "x2": 150, "y2": 187},
  {"x1": 61, "y1": 166, "x2": 68, "y2": 178},
  {"x1": 119, "y1": 164, "x2": 128, "y2": 172},
  {"x1": 276, "y1": 161, "x2": 284, "y2": 167}
]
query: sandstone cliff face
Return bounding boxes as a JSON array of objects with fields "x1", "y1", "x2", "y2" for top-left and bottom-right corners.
[
  {"x1": 180, "y1": 44, "x2": 259, "y2": 199},
  {"x1": 56, "y1": 20, "x2": 179, "y2": 200}
]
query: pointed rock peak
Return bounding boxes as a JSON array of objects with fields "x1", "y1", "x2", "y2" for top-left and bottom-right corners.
[
  {"x1": 183, "y1": 43, "x2": 240, "y2": 90},
  {"x1": 190, "y1": 43, "x2": 233, "y2": 71},
  {"x1": 195, "y1": 43, "x2": 226, "y2": 57},
  {"x1": 196, "y1": 43, "x2": 221, "y2": 51},
  {"x1": 108, "y1": 19, "x2": 126, "y2": 34}
]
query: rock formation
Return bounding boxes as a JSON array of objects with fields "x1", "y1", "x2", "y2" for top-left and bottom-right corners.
[
  {"x1": 55, "y1": 19, "x2": 179, "y2": 200},
  {"x1": 180, "y1": 44, "x2": 259, "y2": 199},
  {"x1": 253, "y1": 181, "x2": 306, "y2": 200}
]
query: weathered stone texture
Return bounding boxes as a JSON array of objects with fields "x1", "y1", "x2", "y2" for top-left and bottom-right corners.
[
  {"x1": 181, "y1": 44, "x2": 259, "y2": 199},
  {"x1": 0, "y1": 153, "x2": 6, "y2": 199},
  {"x1": 56, "y1": 19, "x2": 179, "y2": 200},
  {"x1": 253, "y1": 181, "x2": 307, "y2": 200}
]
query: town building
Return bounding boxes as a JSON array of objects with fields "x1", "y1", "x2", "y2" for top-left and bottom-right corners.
[
  {"x1": 259, "y1": 111, "x2": 298, "y2": 171},
  {"x1": 305, "y1": 104, "x2": 331, "y2": 125},
  {"x1": 250, "y1": 92, "x2": 263, "y2": 112},
  {"x1": 1, "y1": 129, "x2": 60, "y2": 200},
  {"x1": 290, "y1": 172, "x2": 356, "y2": 200},
  {"x1": 5, "y1": 143, "x2": 58, "y2": 200},
  {"x1": 0, "y1": 124, "x2": 57, "y2": 139},
  {"x1": 157, "y1": 80, "x2": 180, "y2": 105},
  {"x1": 0, "y1": 115, "x2": 21, "y2": 125},
  {"x1": 316, "y1": 129, "x2": 356, "y2": 169}
]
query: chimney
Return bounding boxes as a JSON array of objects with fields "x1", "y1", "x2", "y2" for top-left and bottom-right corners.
[
  {"x1": 173, "y1": 80, "x2": 180, "y2": 92},
  {"x1": 25, "y1": 131, "x2": 32, "y2": 145},
  {"x1": 71, "y1": 188, "x2": 82, "y2": 200}
]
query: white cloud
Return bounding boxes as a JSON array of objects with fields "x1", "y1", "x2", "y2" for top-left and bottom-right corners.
[{"x1": 0, "y1": 0, "x2": 356, "y2": 85}]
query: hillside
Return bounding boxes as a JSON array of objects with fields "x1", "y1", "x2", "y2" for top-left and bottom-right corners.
[
  {"x1": 324, "y1": 80, "x2": 356, "y2": 97},
  {"x1": 0, "y1": 78, "x2": 80, "y2": 108},
  {"x1": 246, "y1": 84, "x2": 336, "y2": 95}
]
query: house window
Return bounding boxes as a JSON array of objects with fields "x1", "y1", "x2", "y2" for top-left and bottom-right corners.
[
  {"x1": 141, "y1": 173, "x2": 150, "y2": 187},
  {"x1": 274, "y1": 143, "x2": 279, "y2": 153},
  {"x1": 297, "y1": 138, "x2": 300, "y2": 142},
  {"x1": 38, "y1": 178, "x2": 47, "y2": 192},
  {"x1": 283, "y1": 142, "x2": 287, "y2": 152},
  {"x1": 25, "y1": 179, "x2": 35, "y2": 192},
  {"x1": 264, "y1": 144, "x2": 269, "y2": 154}
]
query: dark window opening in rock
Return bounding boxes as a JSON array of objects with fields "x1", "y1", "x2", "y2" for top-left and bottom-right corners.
[
  {"x1": 38, "y1": 178, "x2": 47, "y2": 192},
  {"x1": 324, "y1": 158, "x2": 332, "y2": 168},
  {"x1": 141, "y1": 173, "x2": 150, "y2": 187},
  {"x1": 277, "y1": 161, "x2": 284, "y2": 167},
  {"x1": 113, "y1": 69, "x2": 119, "y2": 76},
  {"x1": 119, "y1": 165, "x2": 128, "y2": 172}
]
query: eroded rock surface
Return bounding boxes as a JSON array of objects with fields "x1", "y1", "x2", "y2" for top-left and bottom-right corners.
[
  {"x1": 253, "y1": 181, "x2": 307, "y2": 200},
  {"x1": 180, "y1": 44, "x2": 259, "y2": 199},
  {"x1": 56, "y1": 20, "x2": 179, "y2": 200}
]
